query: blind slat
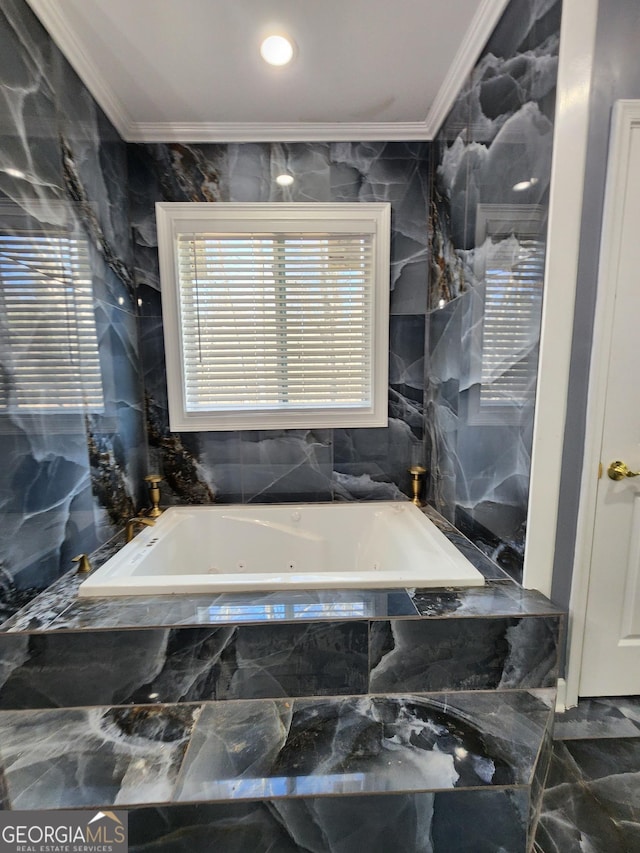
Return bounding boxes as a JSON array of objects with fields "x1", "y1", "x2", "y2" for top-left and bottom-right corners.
[
  {"x1": 480, "y1": 238, "x2": 544, "y2": 404},
  {"x1": 0, "y1": 232, "x2": 104, "y2": 413},
  {"x1": 176, "y1": 230, "x2": 375, "y2": 412}
]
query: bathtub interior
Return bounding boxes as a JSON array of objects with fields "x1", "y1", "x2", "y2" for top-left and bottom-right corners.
[{"x1": 78, "y1": 502, "x2": 486, "y2": 596}]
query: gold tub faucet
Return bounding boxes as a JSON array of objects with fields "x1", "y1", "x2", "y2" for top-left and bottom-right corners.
[
  {"x1": 408, "y1": 445, "x2": 427, "y2": 506},
  {"x1": 144, "y1": 474, "x2": 164, "y2": 518},
  {"x1": 126, "y1": 516, "x2": 156, "y2": 543}
]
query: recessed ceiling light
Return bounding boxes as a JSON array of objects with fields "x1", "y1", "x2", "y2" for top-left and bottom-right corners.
[
  {"x1": 512, "y1": 177, "x2": 539, "y2": 192},
  {"x1": 276, "y1": 173, "x2": 294, "y2": 187},
  {"x1": 6, "y1": 168, "x2": 26, "y2": 179},
  {"x1": 260, "y1": 34, "x2": 295, "y2": 67}
]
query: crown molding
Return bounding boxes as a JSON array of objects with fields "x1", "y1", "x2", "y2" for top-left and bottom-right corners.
[
  {"x1": 27, "y1": 0, "x2": 510, "y2": 144},
  {"x1": 424, "y1": 0, "x2": 512, "y2": 136},
  {"x1": 125, "y1": 120, "x2": 432, "y2": 143},
  {"x1": 25, "y1": 0, "x2": 135, "y2": 139}
]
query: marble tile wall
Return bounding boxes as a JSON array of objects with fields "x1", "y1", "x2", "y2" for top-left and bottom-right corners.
[
  {"x1": 0, "y1": 0, "x2": 147, "y2": 614},
  {"x1": 129, "y1": 140, "x2": 429, "y2": 507},
  {"x1": 1, "y1": 1, "x2": 433, "y2": 617},
  {"x1": 0, "y1": 0, "x2": 562, "y2": 617},
  {"x1": 369, "y1": 614, "x2": 560, "y2": 693},
  {"x1": 426, "y1": 0, "x2": 562, "y2": 581}
]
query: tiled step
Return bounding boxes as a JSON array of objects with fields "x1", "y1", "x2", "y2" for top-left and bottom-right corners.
[
  {"x1": 0, "y1": 689, "x2": 555, "y2": 853},
  {"x1": 0, "y1": 584, "x2": 563, "y2": 709}
]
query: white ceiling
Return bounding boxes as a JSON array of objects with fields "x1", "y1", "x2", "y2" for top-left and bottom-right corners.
[{"x1": 26, "y1": 0, "x2": 509, "y2": 142}]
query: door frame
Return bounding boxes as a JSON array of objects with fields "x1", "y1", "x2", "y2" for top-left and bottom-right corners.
[
  {"x1": 521, "y1": 0, "x2": 598, "y2": 597},
  {"x1": 564, "y1": 100, "x2": 640, "y2": 705}
]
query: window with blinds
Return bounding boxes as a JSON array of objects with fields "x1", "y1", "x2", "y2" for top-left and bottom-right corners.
[
  {"x1": 466, "y1": 204, "x2": 546, "y2": 425},
  {"x1": 480, "y1": 236, "x2": 545, "y2": 404},
  {"x1": 0, "y1": 231, "x2": 104, "y2": 414},
  {"x1": 156, "y1": 203, "x2": 390, "y2": 431}
]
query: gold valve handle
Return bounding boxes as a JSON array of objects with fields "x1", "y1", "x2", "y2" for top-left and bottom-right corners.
[
  {"x1": 607, "y1": 460, "x2": 640, "y2": 481},
  {"x1": 408, "y1": 465, "x2": 426, "y2": 506},
  {"x1": 144, "y1": 473, "x2": 163, "y2": 517},
  {"x1": 72, "y1": 554, "x2": 92, "y2": 574}
]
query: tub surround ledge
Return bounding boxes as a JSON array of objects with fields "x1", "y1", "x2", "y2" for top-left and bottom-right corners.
[
  {"x1": 0, "y1": 506, "x2": 564, "y2": 712},
  {"x1": 0, "y1": 506, "x2": 541, "y2": 634},
  {"x1": 0, "y1": 512, "x2": 564, "y2": 710}
]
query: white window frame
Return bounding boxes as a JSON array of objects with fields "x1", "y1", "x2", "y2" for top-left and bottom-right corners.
[{"x1": 156, "y1": 202, "x2": 390, "y2": 431}]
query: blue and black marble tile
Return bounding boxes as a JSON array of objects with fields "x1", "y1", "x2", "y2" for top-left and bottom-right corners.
[
  {"x1": 129, "y1": 140, "x2": 430, "y2": 508},
  {"x1": 535, "y1": 736, "x2": 640, "y2": 853},
  {"x1": 0, "y1": 690, "x2": 553, "y2": 826},
  {"x1": 369, "y1": 614, "x2": 560, "y2": 692},
  {"x1": 1, "y1": 585, "x2": 418, "y2": 633},
  {"x1": 174, "y1": 691, "x2": 553, "y2": 802},
  {"x1": 411, "y1": 583, "x2": 563, "y2": 618},
  {"x1": 423, "y1": 505, "x2": 515, "y2": 581},
  {"x1": 0, "y1": 704, "x2": 200, "y2": 809},
  {"x1": 0, "y1": 0, "x2": 146, "y2": 608},
  {"x1": 128, "y1": 790, "x2": 531, "y2": 853},
  {"x1": 553, "y1": 695, "x2": 640, "y2": 741},
  {"x1": 425, "y1": 0, "x2": 562, "y2": 583},
  {"x1": 0, "y1": 621, "x2": 370, "y2": 709}
]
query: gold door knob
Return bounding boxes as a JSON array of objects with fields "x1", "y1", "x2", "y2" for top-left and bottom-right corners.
[{"x1": 607, "y1": 460, "x2": 640, "y2": 481}]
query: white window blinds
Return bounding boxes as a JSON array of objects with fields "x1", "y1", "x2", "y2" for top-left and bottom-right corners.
[
  {"x1": 0, "y1": 232, "x2": 104, "y2": 412},
  {"x1": 480, "y1": 236, "x2": 545, "y2": 405},
  {"x1": 157, "y1": 203, "x2": 390, "y2": 431},
  {"x1": 177, "y1": 232, "x2": 373, "y2": 410}
]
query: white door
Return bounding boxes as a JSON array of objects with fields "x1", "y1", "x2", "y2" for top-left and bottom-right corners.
[{"x1": 579, "y1": 101, "x2": 640, "y2": 696}]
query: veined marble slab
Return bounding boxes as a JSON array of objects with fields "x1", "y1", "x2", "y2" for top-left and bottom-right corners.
[
  {"x1": 0, "y1": 689, "x2": 554, "y2": 811},
  {"x1": 369, "y1": 614, "x2": 561, "y2": 692},
  {"x1": 128, "y1": 790, "x2": 531, "y2": 853},
  {"x1": 412, "y1": 584, "x2": 564, "y2": 618},
  {"x1": 553, "y1": 695, "x2": 640, "y2": 740},
  {"x1": 0, "y1": 704, "x2": 200, "y2": 809},
  {"x1": 535, "y1": 736, "x2": 640, "y2": 852}
]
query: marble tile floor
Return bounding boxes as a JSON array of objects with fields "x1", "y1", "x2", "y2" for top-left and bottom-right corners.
[{"x1": 534, "y1": 696, "x2": 640, "y2": 853}]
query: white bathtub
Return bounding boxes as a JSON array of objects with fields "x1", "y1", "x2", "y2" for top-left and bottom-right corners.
[{"x1": 78, "y1": 502, "x2": 484, "y2": 597}]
